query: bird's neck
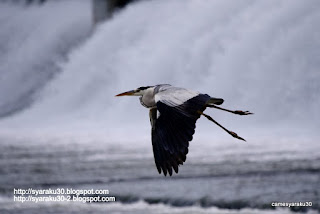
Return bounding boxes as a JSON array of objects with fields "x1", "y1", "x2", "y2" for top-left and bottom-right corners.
[{"x1": 140, "y1": 88, "x2": 156, "y2": 108}]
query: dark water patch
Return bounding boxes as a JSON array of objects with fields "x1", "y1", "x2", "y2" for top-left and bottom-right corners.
[
  {"x1": 144, "y1": 197, "x2": 194, "y2": 207},
  {"x1": 113, "y1": 194, "x2": 140, "y2": 203}
]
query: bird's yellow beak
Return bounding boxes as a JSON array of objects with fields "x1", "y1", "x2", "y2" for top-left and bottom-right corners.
[{"x1": 115, "y1": 90, "x2": 135, "y2": 97}]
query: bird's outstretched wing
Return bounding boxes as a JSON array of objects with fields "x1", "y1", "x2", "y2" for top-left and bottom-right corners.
[{"x1": 150, "y1": 89, "x2": 211, "y2": 176}]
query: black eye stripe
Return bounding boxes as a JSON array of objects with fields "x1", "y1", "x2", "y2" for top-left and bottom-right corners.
[{"x1": 138, "y1": 86, "x2": 151, "y2": 90}]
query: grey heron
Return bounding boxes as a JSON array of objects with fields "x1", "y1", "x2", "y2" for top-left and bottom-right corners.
[{"x1": 116, "y1": 84, "x2": 252, "y2": 176}]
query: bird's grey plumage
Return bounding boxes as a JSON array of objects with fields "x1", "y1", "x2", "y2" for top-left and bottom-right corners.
[
  {"x1": 115, "y1": 84, "x2": 252, "y2": 176},
  {"x1": 154, "y1": 84, "x2": 200, "y2": 107}
]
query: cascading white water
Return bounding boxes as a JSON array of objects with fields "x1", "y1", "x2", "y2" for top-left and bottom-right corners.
[
  {"x1": 0, "y1": 1, "x2": 91, "y2": 117},
  {"x1": 0, "y1": 0, "x2": 319, "y2": 144}
]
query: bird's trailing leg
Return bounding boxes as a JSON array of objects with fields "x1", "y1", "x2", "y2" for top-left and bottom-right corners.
[
  {"x1": 199, "y1": 111, "x2": 246, "y2": 141},
  {"x1": 206, "y1": 104, "x2": 253, "y2": 116}
]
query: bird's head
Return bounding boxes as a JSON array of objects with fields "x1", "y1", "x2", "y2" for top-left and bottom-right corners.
[{"x1": 115, "y1": 86, "x2": 154, "y2": 97}]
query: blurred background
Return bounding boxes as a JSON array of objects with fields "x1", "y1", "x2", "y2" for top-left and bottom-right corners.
[{"x1": 0, "y1": 0, "x2": 319, "y2": 213}]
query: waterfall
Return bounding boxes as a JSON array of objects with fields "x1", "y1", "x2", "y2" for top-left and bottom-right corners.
[{"x1": 0, "y1": 0, "x2": 319, "y2": 143}]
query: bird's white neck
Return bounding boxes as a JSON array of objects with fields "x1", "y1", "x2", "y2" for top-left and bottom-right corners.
[{"x1": 140, "y1": 87, "x2": 156, "y2": 108}]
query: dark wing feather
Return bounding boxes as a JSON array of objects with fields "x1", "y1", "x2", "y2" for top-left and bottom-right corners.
[{"x1": 150, "y1": 94, "x2": 210, "y2": 176}]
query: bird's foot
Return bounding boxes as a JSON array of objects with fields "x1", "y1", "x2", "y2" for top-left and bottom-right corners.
[
  {"x1": 234, "y1": 110, "x2": 254, "y2": 115},
  {"x1": 229, "y1": 131, "x2": 246, "y2": 141}
]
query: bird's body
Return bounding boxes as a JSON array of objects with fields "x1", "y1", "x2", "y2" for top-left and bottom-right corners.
[
  {"x1": 116, "y1": 84, "x2": 252, "y2": 176},
  {"x1": 140, "y1": 84, "x2": 206, "y2": 107}
]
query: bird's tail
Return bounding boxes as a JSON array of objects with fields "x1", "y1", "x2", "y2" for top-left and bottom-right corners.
[{"x1": 207, "y1": 97, "x2": 224, "y2": 105}]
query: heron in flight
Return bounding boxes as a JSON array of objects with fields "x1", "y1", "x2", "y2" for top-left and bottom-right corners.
[{"x1": 116, "y1": 84, "x2": 252, "y2": 176}]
